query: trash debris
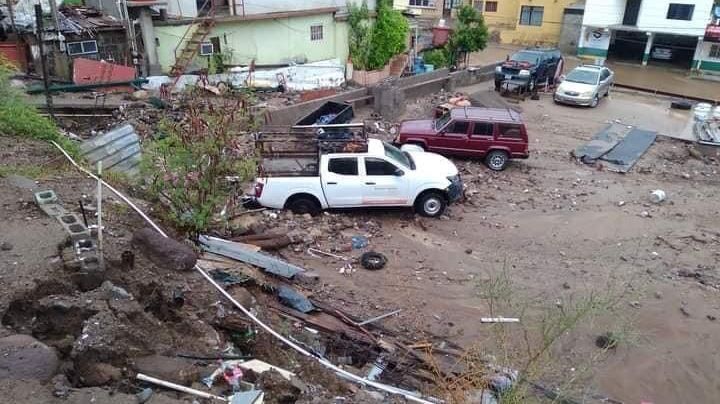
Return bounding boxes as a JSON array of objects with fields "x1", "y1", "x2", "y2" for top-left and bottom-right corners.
[
  {"x1": 231, "y1": 390, "x2": 265, "y2": 404},
  {"x1": 80, "y1": 124, "x2": 142, "y2": 176},
  {"x1": 238, "y1": 359, "x2": 295, "y2": 381},
  {"x1": 136, "y1": 388, "x2": 153, "y2": 404},
  {"x1": 480, "y1": 317, "x2": 520, "y2": 323},
  {"x1": 210, "y1": 270, "x2": 251, "y2": 286},
  {"x1": 277, "y1": 285, "x2": 315, "y2": 313},
  {"x1": 360, "y1": 252, "x2": 387, "y2": 270},
  {"x1": 574, "y1": 124, "x2": 658, "y2": 172},
  {"x1": 357, "y1": 309, "x2": 402, "y2": 326},
  {"x1": 200, "y1": 235, "x2": 304, "y2": 279},
  {"x1": 351, "y1": 235, "x2": 369, "y2": 249},
  {"x1": 650, "y1": 190, "x2": 667, "y2": 204}
]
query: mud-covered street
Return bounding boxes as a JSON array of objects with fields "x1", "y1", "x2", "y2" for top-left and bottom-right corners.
[{"x1": 2, "y1": 86, "x2": 720, "y2": 404}]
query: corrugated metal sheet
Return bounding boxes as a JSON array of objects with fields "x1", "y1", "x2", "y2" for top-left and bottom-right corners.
[{"x1": 80, "y1": 124, "x2": 142, "y2": 176}]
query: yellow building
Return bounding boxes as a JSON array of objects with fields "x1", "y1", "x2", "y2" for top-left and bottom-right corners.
[{"x1": 475, "y1": 0, "x2": 579, "y2": 46}]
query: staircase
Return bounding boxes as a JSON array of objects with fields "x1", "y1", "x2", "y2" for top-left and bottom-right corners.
[{"x1": 169, "y1": 0, "x2": 217, "y2": 83}]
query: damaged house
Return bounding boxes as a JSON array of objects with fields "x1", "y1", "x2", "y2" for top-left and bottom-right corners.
[{"x1": 20, "y1": 5, "x2": 130, "y2": 80}]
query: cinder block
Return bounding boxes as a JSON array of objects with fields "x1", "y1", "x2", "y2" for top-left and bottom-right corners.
[{"x1": 34, "y1": 190, "x2": 58, "y2": 205}]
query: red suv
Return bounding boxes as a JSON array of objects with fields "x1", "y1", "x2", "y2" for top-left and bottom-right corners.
[{"x1": 396, "y1": 107, "x2": 529, "y2": 171}]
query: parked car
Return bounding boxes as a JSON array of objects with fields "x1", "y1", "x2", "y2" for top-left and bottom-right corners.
[
  {"x1": 554, "y1": 65, "x2": 614, "y2": 108},
  {"x1": 494, "y1": 48, "x2": 563, "y2": 92},
  {"x1": 395, "y1": 107, "x2": 529, "y2": 171},
  {"x1": 651, "y1": 47, "x2": 673, "y2": 60},
  {"x1": 254, "y1": 127, "x2": 462, "y2": 218}
]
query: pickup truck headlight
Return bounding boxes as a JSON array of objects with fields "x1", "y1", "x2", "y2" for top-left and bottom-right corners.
[
  {"x1": 495, "y1": 66, "x2": 502, "y2": 73},
  {"x1": 518, "y1": 69, "x2": 531, "y2": 77}
]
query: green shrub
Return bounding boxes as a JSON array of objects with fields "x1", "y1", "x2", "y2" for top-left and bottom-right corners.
[
  {"x1": 446, "y1": 5, "x2": 489, "y2": 66},
  {"x1": 141, "y1": 94, "x2": 258, "y2": 234},
  {"x1": 422, "y1": 48, "x2": 449, "y2": 68}
]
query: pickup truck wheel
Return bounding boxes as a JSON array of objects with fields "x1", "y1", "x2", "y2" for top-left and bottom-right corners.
[
  {"x1": 485, "y1": 150, "x2": 509, "y2": 171},
  {"x1": 286, "y1": 196, "x2": 321, "y2": 216},
  {"x1": 415, "y1": 192, "x2": 447, "y2": 218}
]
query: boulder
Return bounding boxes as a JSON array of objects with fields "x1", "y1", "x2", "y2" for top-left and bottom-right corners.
[
  {"x1": 132, "y1": 228, "x2": 197, "y2": 271},
  {"x1": 0, "y1": 334, "x2": 59, "y2": 381}
]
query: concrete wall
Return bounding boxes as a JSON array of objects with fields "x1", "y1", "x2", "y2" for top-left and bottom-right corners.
[
  {"x1": 155, "y1": 13, "x2": 344, "y2": 72},
  {"x1": 558, "y1": 8, "x2": 584, "y2": 54},
  {"x1": 636, "y1": 0, "x2": 711, "y2": 36},
  {"x1": 583, "y1": 0, "x2": 626, "y2": 26}
]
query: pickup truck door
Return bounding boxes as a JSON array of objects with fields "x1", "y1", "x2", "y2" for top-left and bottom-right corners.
[
  {"x1": 361, "y1": 157, "x2": 410, "y2": 205},
  {"x1": 322, "y1": 157, "x2": 364, "y2": 206},
  {"x1": 436, "y1": 120, "x2": 470, "y2": 156}
]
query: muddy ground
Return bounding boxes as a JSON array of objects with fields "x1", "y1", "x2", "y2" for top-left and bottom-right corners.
[{"x1": 2, "y1": 85, "x2": 720, "y2": 404}]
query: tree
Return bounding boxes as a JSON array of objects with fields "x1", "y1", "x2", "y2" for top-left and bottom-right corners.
[
  {"x1": 348, "y1": 0, "x2": 409, "y2": 71},
  {"x1": 367, "y1": 0, "x2": 409, "y2": 70},
  {"x1": 446, "y1": 5, "x2": 489, "y2": 67}
]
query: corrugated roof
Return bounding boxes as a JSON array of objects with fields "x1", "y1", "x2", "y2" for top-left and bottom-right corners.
[{"x1": 58, "y1": 6, "x2": 124, "y2": 35}]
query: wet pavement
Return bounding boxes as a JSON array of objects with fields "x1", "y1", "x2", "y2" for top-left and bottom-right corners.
[{"x1": 470, "y1": 44, "x2": 720, "y2": 102}]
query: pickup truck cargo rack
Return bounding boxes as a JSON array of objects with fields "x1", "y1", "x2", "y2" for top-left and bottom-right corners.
[{"x1": 256, "y1": 123, "x2": 368, "y2": 177}]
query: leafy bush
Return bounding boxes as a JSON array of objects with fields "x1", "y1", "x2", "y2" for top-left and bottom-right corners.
[
  {"x1": 349, "y1": 0, "x2": 408, "y2": 71},
  {"x1": 0, "y1": 58, "x2": 79, "y2": 156},
  {"x1": 141, "y1": 94, "x2": 258, "y2": 234},
  {"x1": 422, "y1": 48, "x2": 449, "y2": 69}
]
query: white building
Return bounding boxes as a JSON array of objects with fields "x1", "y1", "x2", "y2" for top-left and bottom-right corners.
[{"x1": 578, "y1": 0, "x2": 715, "y2": 71}]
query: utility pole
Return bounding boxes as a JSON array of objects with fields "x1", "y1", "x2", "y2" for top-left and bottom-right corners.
[
  {"x1": 6, "y1": 0, "x2": 18, "y2": 34},
  {"x1": 34, "y1": 4, "x2": 54, "y2": 119}
]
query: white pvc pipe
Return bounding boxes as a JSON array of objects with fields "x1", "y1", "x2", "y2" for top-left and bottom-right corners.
[
  {"x1": 51, "y1": 141, "x2": 436, "y2": 404},
  {"x1": 136, "y1": 373, "x2": 228, "y2": 401}
]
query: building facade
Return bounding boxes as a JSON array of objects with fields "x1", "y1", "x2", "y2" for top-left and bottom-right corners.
[
  {"x1": 473, "y1": 0, "x2": 580, "y2": 45},
  {"x1": 578, "y1": 0, "x2": 714, "y2": 71},
  {"x1": 146, "y1": 0, "x2": 378, "y2": 74}
]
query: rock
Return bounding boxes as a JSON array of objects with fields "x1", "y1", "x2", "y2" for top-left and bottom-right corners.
[
  {"x1": 51, "y1": 374, "x2": 71, "y2": 398},
  {"x1": 680, "y1": 307, "x2": 691, "y2": 317},
  {"x1": 256, "y1": 369, "x2": 300, "y2": 403},
  {"x1": 136, "y1": 387, "x2": 154, "y2": 403},
  {"x1": 595, "y1": 332, "x2": 618, "y2": 349},
  {"x1": 707, "y1": 315, "x2": 717, "y2": 321},
  {"x1": 0, "y1": 334, "x2": 60, "y2": 382},
  {"x1": 132, "y1": 228, "x2": 197, "y2": 271},
  {"x1": 465, "y1": 248, "x2": 473, "y2": 254},
  {"x1": 101, "y1": 281, "x2": 133, "y2": 300},
  {"x1": 75, "y1": 361, "x2": 122, "y2": 386},
  {"x1": 1, "y1": 241, "x2": 13, "y2": 251},
  {"x1": 231, "y1": 287, "x2": 256, "y2": 308},
  {"x1": 134, "y1": 355, "x2": 200, "y2": 386},
  {"x1": 562, "y1": 282, "x2": 571, "y2": 289},
  {"x1": 353, "y1": 390, "x2": 386, "y2": 403}
]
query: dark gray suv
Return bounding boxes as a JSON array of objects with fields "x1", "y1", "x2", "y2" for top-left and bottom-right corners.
[{"x1": 494, "y1": 48, "x2": 563, "y2": 93}]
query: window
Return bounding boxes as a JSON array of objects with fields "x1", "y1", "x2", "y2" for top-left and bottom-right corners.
[
  {"x1": 310, "y1": 24, "x2": 323, "y2": 41},
  {"x1": 409, "y1": 0, "x2": 435, "y2": 7},
  {"x1": 448, "y1": 121, "x2": 470, "y2": 134},
  {"x1": 499, "y1": 124, "x2": 523, "y2": 139},
  {"x1": 710, "y1": 44, "x2": 720, "y2": 59},
  {"x1": 328, "y1": 158, "x2": 358, "y2": 176},
  {"x1": 365, "y1": 158, "x2": 399, "y2": 176},
  {"x1": 199, "y1": 42, "x2": 214, "y2": 56},
  {"x1": 67, "y1": 40, "x2": 98, "y2": 56},
  {"x1": 473, "y1": 0, "x2": 483, "y2": 11},
  {"x1": 600, "y1": 69, "x2": 610, "y2": 81},
  {"x1": 471, "y1": 122, "x2": 493, "y2": 137},
  {"x1": 520, "y1": 6, "x2": 544, "y2": 26},
  {"x1": 667, "y1": 4, "x2": 694, "y2": 20},
  {"x1": 485, "y1": 1, "x2": 498, "y2": 12}
]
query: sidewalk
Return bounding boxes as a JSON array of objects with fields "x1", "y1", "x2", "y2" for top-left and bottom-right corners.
[{"x1": 469, "y1": 44, "x2": 720, "y2": 102}]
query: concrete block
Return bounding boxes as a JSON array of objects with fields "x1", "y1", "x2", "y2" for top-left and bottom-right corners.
[{"x1": 34, "y1": 190, "x2": 58, "y2": 205}]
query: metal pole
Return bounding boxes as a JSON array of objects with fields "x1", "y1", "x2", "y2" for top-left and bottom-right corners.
[
  {"x1": 7, "y1": 0, "x2": 18, "y2": 34},
  {"x1": 34, "y1": 4, "x2": 54, "y2": 119},
  {"x1": 96, "y1": 161, "x2": 103, "y2": 267}
]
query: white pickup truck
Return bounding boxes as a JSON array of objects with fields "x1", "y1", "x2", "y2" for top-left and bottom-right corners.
[{"x1": 252, "y1": 128, "x2": 463, "y2": 217}]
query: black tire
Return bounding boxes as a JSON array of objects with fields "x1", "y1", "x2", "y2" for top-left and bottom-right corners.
[
  {"x1": 590, "y1": 95, "x2": 600, "y2": 108},
  {"x1": 286, "y1": 195, "x2": 321, "y2": 216},
  {"x1": 485, "y1": 150, "x2": 509, "y2": 171},
  {"x1": 361, "y1": 252, "x2": 387, "y2": 270},
  {"x1": 415, "y1": 191, "x2": 447, "y2": 218},
  {"x1": 671, "y1": 100, "x2": 692, "y2": 110},
  {"x1": 494, "y1": 81, "x2": 502, "y2": 92}
]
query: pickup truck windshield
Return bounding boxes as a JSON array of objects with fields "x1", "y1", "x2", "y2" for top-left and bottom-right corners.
[
  {"x1": 565, "y1": 69, "x2": 600, "y2": 85},
  {"x1": 383, "y1": 141, "x2": 412, "y2": 168},
  {"x1": 510, "y1": 51, "x2": 540, "y2": 64},
  {"x1": 435, "y1": 113, "x2": 451, "y2": 131}
]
